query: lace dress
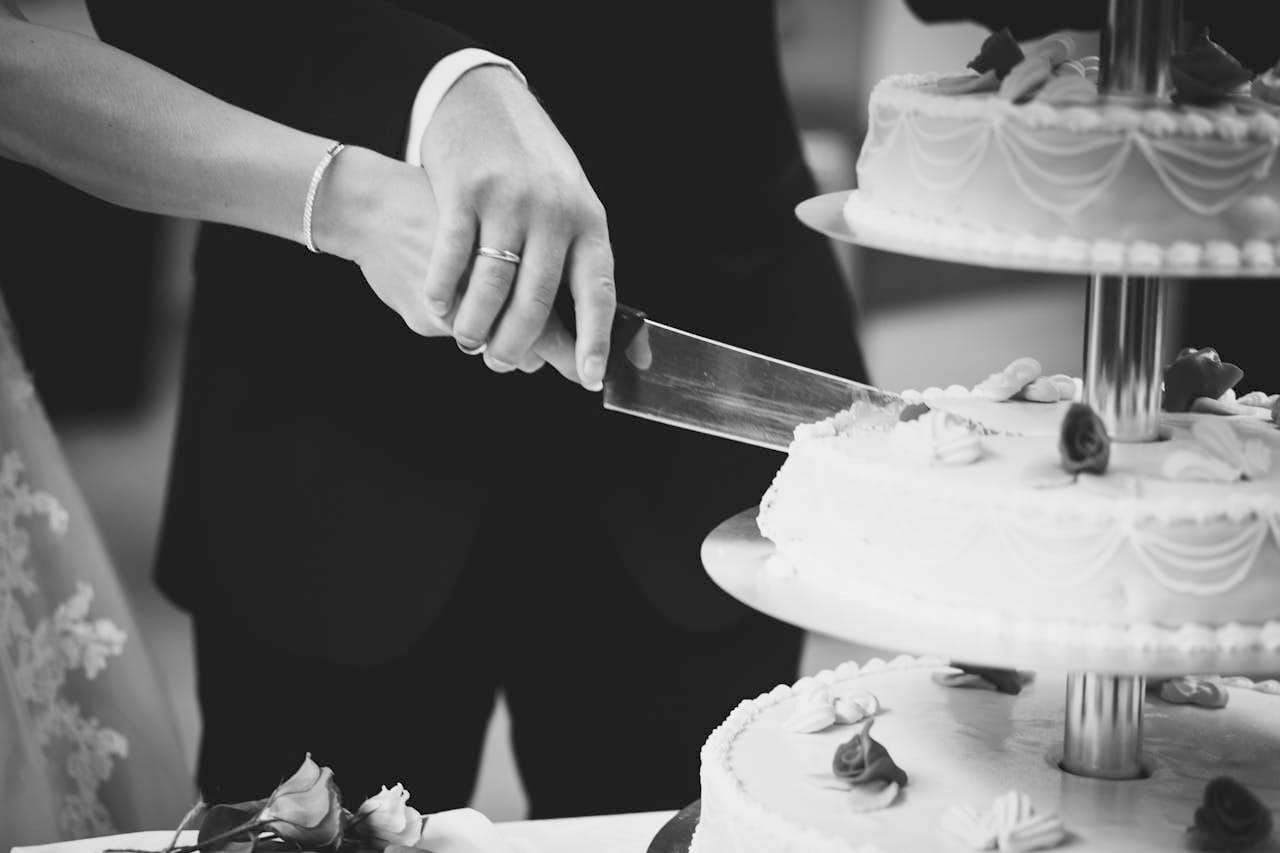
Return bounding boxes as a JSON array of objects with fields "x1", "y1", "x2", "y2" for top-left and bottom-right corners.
[{"x1": 0, "y1": 296, "x2": 194, "y2": 847}]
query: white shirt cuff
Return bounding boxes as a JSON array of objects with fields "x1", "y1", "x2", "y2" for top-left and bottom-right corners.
[{"x1": 405, "y1": 48, "x2": 527, "y2": 166}]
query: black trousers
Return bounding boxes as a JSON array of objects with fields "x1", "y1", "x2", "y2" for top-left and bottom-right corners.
[{"x1": 193, "y1": 484, "x2": 802, "y2": 818}]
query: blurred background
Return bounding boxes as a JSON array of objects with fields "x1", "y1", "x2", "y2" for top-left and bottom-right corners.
[{"x1": 6, "y1": 0, "x2": 1247, "y2": 823}]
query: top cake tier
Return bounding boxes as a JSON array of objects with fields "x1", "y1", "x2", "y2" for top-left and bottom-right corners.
[{"x1": 852, "y1": 67, "x2": 1280, "y2": 273}]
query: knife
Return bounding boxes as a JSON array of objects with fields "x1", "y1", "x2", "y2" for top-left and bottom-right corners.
[{"x1": 559, "y1": 299, "x2": 905, "y2": 452}]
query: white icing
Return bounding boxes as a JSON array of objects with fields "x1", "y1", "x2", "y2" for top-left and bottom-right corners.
[{"x1": 691, "y1": 661, "x2": 1280, "y2": 853}]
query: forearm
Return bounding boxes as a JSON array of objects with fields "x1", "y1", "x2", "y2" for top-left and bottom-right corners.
[
  {"x1": 0, "y1": 18, "x2": 348, "y2": 247},
  {"x1": 87, "y1": 0, "x2": 477, "y2": 159}
]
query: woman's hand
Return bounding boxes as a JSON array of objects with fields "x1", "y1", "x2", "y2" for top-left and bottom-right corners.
[
  {"x1": 313, "y1": 147, "x2": 586, "y2": 381},
  {"x1": 418, "y1": 66, "x2": 616, "y2": 391}
]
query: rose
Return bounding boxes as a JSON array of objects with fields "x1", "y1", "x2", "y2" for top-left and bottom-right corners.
[
  {"x1": 257, "y1": 754, "x2": 344, "y2": 848},
  {"x1": 1171, "y1": 29, "x2": 1253, "y2": 106},
  {"x1": 1163, "y1": 347, "x2": 1245, "y2": 413},
  {"x1": 831, "y1": 719, "x2": 908, "y2": 788},
  {"x1": 352, "y1": 784, "x2": 429, "y2": 849},
  {"x1": 1058, "y1": 402, "x2": 1110, "y2": 476},
  {"x1": 1187, "y1": 777, "x2": 1273, "y2": 851},
  {"x1": 966, "y1": 28, "x2": 1024, "y2": 80}
]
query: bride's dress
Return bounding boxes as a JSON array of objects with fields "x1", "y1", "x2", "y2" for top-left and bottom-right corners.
[{"x1": 0, "y1": 295, "x2": 193, "y2": 847}]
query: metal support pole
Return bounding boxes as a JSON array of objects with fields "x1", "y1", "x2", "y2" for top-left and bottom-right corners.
[
  {"x1": 1064, "y1": 0, "x2": 1181, "y2": 780},
  {"x1": 1062, "y1": 674, "x2": 1147, "y2": 779},
  {"x1": 1084, "y1": 275, "x2": 1165, "y2": 442}
]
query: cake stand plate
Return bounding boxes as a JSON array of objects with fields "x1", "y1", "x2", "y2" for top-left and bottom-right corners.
[
  {"x1": 797, "y1": 190, "x2": 1280, "y2": 279},
  {"x1": 702, "y1": 507, "x2": 1280, "y2": 676}
]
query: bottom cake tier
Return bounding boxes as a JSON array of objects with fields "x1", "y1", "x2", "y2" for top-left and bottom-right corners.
[{"x1": 689, "y1": 657, "x2": 1280, "y2": 853}]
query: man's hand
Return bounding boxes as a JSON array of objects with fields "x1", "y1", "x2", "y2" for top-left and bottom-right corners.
[
  {"x1": 314, "y1": 146, "x2": 585, "y2": 380},
  {"x1": 418, "y1": 66, "x2": 616, "y2": 391}
]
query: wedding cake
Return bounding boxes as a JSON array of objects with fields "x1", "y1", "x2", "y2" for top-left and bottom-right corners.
[
  {"x1": 847, "y1": 30, "x2": 1280, "y2": 272},
  {"x1": 756, "y1": 351, "x2": 1280, "y2": 650},
  {"x1": 688, "y1": 657, "x2": 1280, "y2": 853}
]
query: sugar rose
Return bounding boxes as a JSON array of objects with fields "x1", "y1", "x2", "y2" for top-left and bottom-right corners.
[
  {"x1": 1188, "y1": 777, "x2": 1273, "y2": 851},
  {"x1": 354, "y1": 784, "x2": 429, "y2": 849},
  {"x1": 258, "y1": 754, "x2": 343, "y2": 847},
  {"x1": 831, "y1": 719, "x2": 908, "y2": 788}
]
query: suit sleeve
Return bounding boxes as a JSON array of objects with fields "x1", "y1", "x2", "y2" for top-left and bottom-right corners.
[{"x1": 85, "y1": 0, "x2": 479, "y2": 159}]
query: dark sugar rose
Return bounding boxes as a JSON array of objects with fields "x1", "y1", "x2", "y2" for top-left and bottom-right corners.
[
  {"x1": 1187, "y1": 777, "x2": 1273, "y2": 851},
  {"x1": 953, "y1": 663, "x2": 1028, "y2": 695},
  {"x1": 1171, "y1": 28, "x2": 1253, "y2": 106},
  {"x1": 1059, "y1": 402, "x2": 1110, "y2": 476},
  {"x1": 899, "y1": 402, "x2": 931, "y2": 423},
  {"x1": 831, "y1": 720, "x2": 909, "y2": 788},
  {"x1": 1163, "y1": 347, "x2": 1245, "y2": 413},
  {"x1": 967, "y1": 27, "x2": 1024, "y2": 80}
]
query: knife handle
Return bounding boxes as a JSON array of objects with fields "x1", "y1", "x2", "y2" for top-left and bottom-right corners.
[{"x1": 553, "y1": 289, "x2": 648, "y2": 371}]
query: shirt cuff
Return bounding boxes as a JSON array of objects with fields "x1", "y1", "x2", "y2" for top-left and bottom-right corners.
[{"x1": 405, "y1": 48, "x2": 527, "y2": 166}]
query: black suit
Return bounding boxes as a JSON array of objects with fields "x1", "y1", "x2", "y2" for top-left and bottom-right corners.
[{"x1": 87, "y1": 0, "x2": 866, "y2": 813}]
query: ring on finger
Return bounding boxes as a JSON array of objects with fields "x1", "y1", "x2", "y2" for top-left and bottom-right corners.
[{"x1": 476, "y1": 246, "x2": 522, "y2": 265}]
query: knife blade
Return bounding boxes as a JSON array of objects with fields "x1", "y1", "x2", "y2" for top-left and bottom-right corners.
[{"x1": 567, "y1": 302, "x2": 905, "y2": 452}]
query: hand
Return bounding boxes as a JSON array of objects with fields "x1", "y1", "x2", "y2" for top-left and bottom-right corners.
[
  {"x1": 418, "y1": 66, "x2": 616, "y2": 391},
  {"x1": 312, "y1": 147, "x2": 564, "y2": 377}
]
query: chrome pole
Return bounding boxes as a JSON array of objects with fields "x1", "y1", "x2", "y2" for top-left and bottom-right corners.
[
  {"x1": 1066, "y1": 0, "x2": 1180, "y2": 780},
  {"x1": 1062, "y1": 674, "x2": 1147, "y2": 779}
]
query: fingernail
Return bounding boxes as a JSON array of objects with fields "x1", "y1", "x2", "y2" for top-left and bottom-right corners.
[
  {"x1": 428, "y1": 298, "x2": 451, "y2": 316},
  {"x1": 582, "y1": 356, "x2": 605, "y2": 391},
  {"x1": 485, "y1": 355, "x2": 515, "y2": 372},
  {"x1": 457, "y1": 339, "x2": 486, "y2": 355}
]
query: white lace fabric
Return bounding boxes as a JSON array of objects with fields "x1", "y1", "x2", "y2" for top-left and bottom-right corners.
[{"x1": 0, "y1": 298, "x2": 194, "y2": 848}]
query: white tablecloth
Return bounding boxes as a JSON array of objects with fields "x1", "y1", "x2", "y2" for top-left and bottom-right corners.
[{"x1": 10, "y1": 810, "x2": 677, "y2": 853}]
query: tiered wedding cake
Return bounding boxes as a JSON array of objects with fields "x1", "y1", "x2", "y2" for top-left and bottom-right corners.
[{"x1": 689, "y1": 27, "x2": 1280, "y2": 853}]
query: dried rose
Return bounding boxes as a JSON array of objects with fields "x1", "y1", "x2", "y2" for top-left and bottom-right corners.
[
  {"x1": 1187, "y1": 777, "x2": 1273, "y2": 851},
  {"x1": 1059, "y1": 402, "x2": 1110, "y2": 476},
  {"x1": 258, "y1": 754, "x2": 344, "y2": 848},
  {"x1": 967, "y1": 27, "x2": 1024, "y2": 80},
  {"x1": 951, "y1": 663, "x2": 1029, "y2": 695},
  {"x1": 831, "y1": 719, "x2": 908, "y2": 788},
  {"x1": 353, "y1": 784, "x2": 429, "y2": 849},
  {"x1": 1171, "y1": 28, "x2": 1253, "y2": 106},
  {"x1": 1163, "y1": 347, "x2": 1245, "y2": 413}
]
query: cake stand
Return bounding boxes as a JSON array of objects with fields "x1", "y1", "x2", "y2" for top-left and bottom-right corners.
[{"x1": 702, "y1": 0, "x2": 1280, "y2": 800}]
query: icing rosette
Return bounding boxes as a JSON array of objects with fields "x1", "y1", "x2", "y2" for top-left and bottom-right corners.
[
  {"x1": 941, "y1": 791, "x2": 1067, "y2": 852},
  {"x1": 1163, "y1": 347, "x2": 1245, "y2": 413},
  {"x1": 1059, "y1": 402, "x2": 1110, "y2": 476},
  {"x1": 831, "y1": 718, "x2": 907, "y2": 811},
  {"x1": 1253, "y1": 63, "x2": 1280, "y2": 107},
  {"x1": 785, "y1": 687, "x2": 881, "y2": 733},
  {"x1": 1187, "y1": 777, "x2": 1273, "y2": 851},
  {"x1": 1170, "y1": 28, "x2": 1254, "y2": 106}
]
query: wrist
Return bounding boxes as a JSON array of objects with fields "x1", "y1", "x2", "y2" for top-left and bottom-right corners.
[
  {"x1": 420, "y1": 65, "x2": 527, "y2": 162},
  {"x1": 310, "y1": 146, "x2": 397, "y2": 262}
]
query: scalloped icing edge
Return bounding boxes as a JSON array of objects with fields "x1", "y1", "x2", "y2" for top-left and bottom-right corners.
[
  {"x1": 841, "y1": 190, "x2": 1280, "y2": 275},
  {"x1": 874, "y1": 73, "x2": 1280, "y2": 143},
  {"x1": 763, "y1": 552, "x2": 1280, "y2": 654},
  {"x1": 690, "y1": 655, "x2": 945, "y2": 853}
]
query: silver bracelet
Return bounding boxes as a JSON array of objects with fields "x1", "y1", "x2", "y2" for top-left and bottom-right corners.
[{"x1": 302, "y1": 142, "x2": 346, "y2": 254}]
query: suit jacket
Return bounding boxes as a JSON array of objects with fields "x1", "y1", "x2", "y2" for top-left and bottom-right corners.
[{"x1": 87, "y1": 0, "x2": 866, "y2": 664}]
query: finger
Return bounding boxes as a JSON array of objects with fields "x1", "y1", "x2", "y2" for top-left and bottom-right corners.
[
  {"x1": 421, "y1": 207, "x2": 476, "y2": 320},
  {"x1": 484, "y1": 225, "x2": 566, "y2": 372},
  {"x1": 454, "y1": 224, "x2": 524, "y2": 359},
  {"x1": 564, "y1": 230, "x2": 616, "y2": 391},
  {"x1": 517, "y1": 351, "x2": 546, "y2": 374},
  {"x1": 531, "y1": 313, "x2": 580, "y2": 384}
]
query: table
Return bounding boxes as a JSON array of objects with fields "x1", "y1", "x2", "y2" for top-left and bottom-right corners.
[{"x1": 9, "y1": 810, "x2": 677, "y2": 853}]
